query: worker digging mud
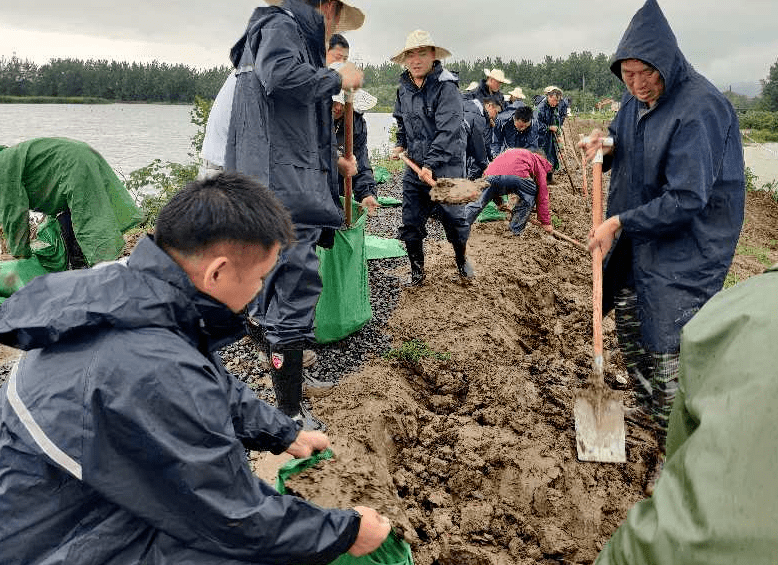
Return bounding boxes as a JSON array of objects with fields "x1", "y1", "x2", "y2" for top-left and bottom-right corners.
[
  {"x1": 536, "y1": 85, "x2": 566, "y2": 184},
  {"x1": 0, "y1": 137, "x2": 142, "y2": 269},
  {"x1": 491, "y1": 105, "x2": 541, "y2": 157},
  {"x1": 390, "y1": 29, "x2": 474, "y2": 285},
  {"x1": 0, "y1": 174, "x2": 391, "y2": 563},
  {"x1": 225, "y1": 0, "x2": 365, "y2": 431},
  {"x1": 464, "y1": 148, "x2": 554, "y2": 237},
  {"x1": 580, "y1": 0, "x2": 745, "y2": 495}
]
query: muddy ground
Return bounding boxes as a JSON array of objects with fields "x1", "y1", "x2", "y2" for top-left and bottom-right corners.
[{"x1": 1, "y1": 119, "x2": 777, "y2": 564}]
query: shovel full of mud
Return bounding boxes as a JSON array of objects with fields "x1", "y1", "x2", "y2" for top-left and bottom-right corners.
[
  {"x1": 574, "y1": 143, "x2": 626, "y2": 463},
  {"x1": 397, "y1": 152, "x2": 489, "y2": 204}
]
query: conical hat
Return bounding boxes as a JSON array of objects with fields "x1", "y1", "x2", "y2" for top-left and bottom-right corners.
[
  {"x1": 390, "y1": 29, "x2": 452, "y2": 64},
  {"x1": 266, "y1": 0, "x2": 364, "y2": 33}
]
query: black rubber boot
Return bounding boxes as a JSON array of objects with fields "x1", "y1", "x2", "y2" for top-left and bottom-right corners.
[
  {"x1": 547, "y1": 172, "x2": 556, "y2": 185},
  {"x1": 405, "y1": 239, "x2": 425, "y2": 287},
  {"x1": 57, "y1": 211, "x2": 89, "y2": 269},
  {"x1": 452, "y1": 241, "x2": 475, "y2": 280},
  {"x1": 270, "y1": 346, "x2": 326, "y2": 431}
]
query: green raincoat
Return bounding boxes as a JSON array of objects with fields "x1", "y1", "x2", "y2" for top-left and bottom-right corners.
[
  {"x1": 596, "y1": 264, "x2": 778, "y2": 564},
  {"x1": 0, "y1": 138, "x2": 142, "y2": 265}
]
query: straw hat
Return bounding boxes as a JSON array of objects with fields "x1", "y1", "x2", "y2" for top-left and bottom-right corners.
[
  {"x1": 543, "y1": 85, "x2": 562, "y2": 95},
  {"x1": 390, "y1": 29, "x2": 452, "y2": 64},
  {"x1": 483, "y1": 68, "x2": 512, "y2": 84},
  {"x1": 465, "y1": 81, "x2": 479, "y2": 91},
  {"x1": 332, "y1": 88, "x2": 378, "y2": 112},
  {"x1": 265, "y1": 0, "x2": 364, "y2": 33},
  {"x1": 507, "y1": 86, "x2": 526, "y2": 99}
]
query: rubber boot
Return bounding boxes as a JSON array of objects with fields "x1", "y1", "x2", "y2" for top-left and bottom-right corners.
[
  {"x1": 547, "y1": 171, "x2": 556, "y2": 185},
  {"x1": 269, "y1": 346, "x2": 326, "y2": 431},
  {"x1": 405, "y1": 240, "x2": 425, "y2": 287},
  {"x1": 57, "y1": 211, "x2": 88, "y2": 269},
  {"x1": 452, "y1": 240, "x2": 475, "y2": 280}
]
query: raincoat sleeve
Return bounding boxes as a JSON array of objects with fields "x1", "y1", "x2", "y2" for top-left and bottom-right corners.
[
  {"x1": 423, "y1": 82, "x2": 465, "y2": 172},
  {"x1": 595, "y1": 268, "x2": 778, "y2": 565},
  {"x1": 490, "y1": 120, "x2": 505, "y2": 158},
  {"x1": 0, "y1": 148, "x2": 33, "y2": 258},
  {"x1": 352, "y1": 113, "x2": 377, "y2": 202},
  {"x1": 616, "y1": 116, "x2": 734, "y2": 237},
  {"x1": 533, "y1": 161, "x2": 552, "y2": 225},
  {"x1": 527, "y1": 120, "x2": 540, "y2": 149},
  {"x1": 393, "y1": 88, "x2": 407, "y2": 150},
  {"x1": 254, "y1": 17, "x2": 341, "y2": 104},
  {"x1": 467, "y1": 114, "x2": 489, "y2": 179},
  {"x1": 85, "y1": 341, "x2": 360, "y2": 564}
]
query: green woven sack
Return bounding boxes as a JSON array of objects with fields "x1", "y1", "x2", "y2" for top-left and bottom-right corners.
[
  {"x1": 276, "y1": 450, "x2": 414, "y2": 565},
  {"x1": 314, "y1": 201, "x2": 372, "y2": 344},
  {"x1": 476, "y1": 200, "x2": 507, "y2": 222},
  {"x1": 373, "y1": 166, "x2": 391, "y2": 184}
]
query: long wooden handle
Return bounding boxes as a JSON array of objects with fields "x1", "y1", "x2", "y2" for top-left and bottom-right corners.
[
  {"x1": 344, "y1": 93, "x2": 354, "y2": 227},
  {"x1": 529, "y1": 218, "x2": 587, "y2": 251},
  {"x1": 398, "y1": 152, "x2": 436, "y2": 187},
  {"x1": 591, "y1": 149, "x2": 604, "y2": 381}
]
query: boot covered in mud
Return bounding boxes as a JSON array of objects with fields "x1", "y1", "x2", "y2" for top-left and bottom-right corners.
[
  {"x1": 405, "y1": 239, "x2": 425, "y2": 286},
  {"x1": 269, "y1": 345, "x2": 326, "y2": 431},
  {"x1": 452, "y1": 240, "x2": 475, "y2": 280}
]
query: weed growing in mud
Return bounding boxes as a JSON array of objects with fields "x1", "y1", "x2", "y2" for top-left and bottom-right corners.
[
  {"x1": 552, "y1": 215, "x2": 563, "y2": 229},
  {"x1": 737, "y1": 244, "x2": 773, "y2": 267},
  {"x1": 724, "y1": 272, "x2": 741, "y2": 288},
  {"x1": 384, "y1": 339, "x2": 451, "y2": 365}
]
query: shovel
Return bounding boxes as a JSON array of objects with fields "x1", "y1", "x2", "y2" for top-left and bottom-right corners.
[
  {"x1": 397, "y1": 152, "x2": 488, "y2": 204},
  {"x1": 343, "y1": 89, "x2": 354, "y2": 227},
  {"x1": 573, "y1": 142, "x2": 626, "y2": 463}
]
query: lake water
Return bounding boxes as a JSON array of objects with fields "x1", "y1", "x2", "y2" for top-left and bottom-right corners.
[
  {"x1": 0, "y1": 103, "x2": 396, "y2": 179},
  {"x1": 0, "y1": 103, "x2": 775, "y2": 186}
]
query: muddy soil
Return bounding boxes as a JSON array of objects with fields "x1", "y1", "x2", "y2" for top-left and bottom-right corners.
[{"x1": 280, "y1": 118, "x2": 778, "y2": 565}]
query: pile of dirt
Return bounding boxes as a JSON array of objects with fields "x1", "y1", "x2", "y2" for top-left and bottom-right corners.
[{"x1": 279, "y1": 119, "x2": 778, "y2": 565}]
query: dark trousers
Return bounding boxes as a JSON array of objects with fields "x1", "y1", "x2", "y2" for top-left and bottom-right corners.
[
  {"x1": 465, "y1": 175, "x2": 537, "y2": 235},
  {"x1": 398, "y1": 179, "x2": 470, "y2": 244}
]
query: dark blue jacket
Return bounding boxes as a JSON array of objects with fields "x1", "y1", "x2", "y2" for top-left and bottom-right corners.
[
  {"x1": 335, "y1": 111, "x2": 377, "y2": 202},
  {"x1": 462, "y1": 78, "x2": 503, "y2": 108},
  {"x1": 393, "y1": 61, "x2": 465, "y2": 183},
  {"x1": 0, "y1": 237, "x2": 360, "y2": 564},
  {"x1": 463, "y1": 98, "x2": 490, "y2": 179},
  {"x1": 536, "y1": 97, "x2": 565, "y2": 168},
  {"x1": 602, "y1": 0, "x2": 745, "y2": 352},
  {"x1": 225, "y1": 0, "x2": 343, "y2": 229},
  {"x1": 491, "y1": 116, "x2": 540, "y2": 156}
]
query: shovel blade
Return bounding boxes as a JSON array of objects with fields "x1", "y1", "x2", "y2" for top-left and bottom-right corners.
[{"x1": 574, "y1": 391, "x2": 626, "y2": 463}]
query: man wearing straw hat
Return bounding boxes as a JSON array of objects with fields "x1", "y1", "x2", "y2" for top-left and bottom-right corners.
[
  {"x1": 225, "y1": 0, "x2": 364, "y2": 431},
  {"x1": 464, "y1": 68, "x2": 512, "y2": 107},
  {"x1": 504, "y1": 86, "x2": 527, "y2": 112},
  {"x1": 390, "y1": 29, "x2": 474, "y2": 285}
]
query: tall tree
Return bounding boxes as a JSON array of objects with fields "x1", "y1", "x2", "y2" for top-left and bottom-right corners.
[{"x1": 761, "y1": 58, "x2": 778, "y2": 111}]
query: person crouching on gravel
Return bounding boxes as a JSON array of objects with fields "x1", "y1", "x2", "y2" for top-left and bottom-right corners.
[
  {"x1": 464, "y1": 148, "x2": 554, "y2": 237},
  {"x1": 0, "y1": 173, "x2": 391, "y2": 564},
  {"x1": 390, "y1": 29, "x2": 474, "y2": 285}
]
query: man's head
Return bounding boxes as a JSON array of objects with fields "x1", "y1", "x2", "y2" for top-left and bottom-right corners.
[
  {"x1": 404, "y1": 46, "x2": 436, "y2": 81},
  {"x1": 483, "y1": 68, "x2": 512, "y2": 93},
  {"x1": 332, "y1": 100, "x2": 345, "y2": 120},
  {"x1": 327, "y1": 33, "x2": 350, "y2": 65},
  {"x1": 271, "y1": 0, "x2": 363, "y2": 37},
  {"x1": 391, "y1": 29, "x2": 451, "y2": 76},
  {"x1": 155, "y1": 173, "x2": 294, "y2": 313},
  {"x1": 620, "y1": 58, "x2": 664, "y2": 107},
  {"x1": 483, "y1": 96, "x2": 502, "y2": 120},
  {"x1": 513, "y1": 106, "x2": 533, "y2": 131}
]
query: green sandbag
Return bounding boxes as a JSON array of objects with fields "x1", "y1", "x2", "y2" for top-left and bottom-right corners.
[
  {"x1": 476, "y1": 200, "x2": 507, "y2": 222},
  {"x1": 377, "y1": 196, "x2": 402, "y2": 207},
  {"x1": 276, "y1": 450, "x2": 414, "y2": 565},
  {"x1": 0, "y1": 257, "x2": 48, "y2": 304},
  {"x1": 373, "y1": 166, "x2": 391, "y2": 184},
  {"x1": 365, "y1": 235, "x2": 407, "y2": 260},
  {"x1": 315, "y1": 201, "x2": 372, "y2": 344}
]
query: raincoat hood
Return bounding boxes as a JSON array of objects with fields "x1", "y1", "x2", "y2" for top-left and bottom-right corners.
[
  {"x1": 610, "y1": 0, "x2": 691, "y2": 95},
  {"x1": 0, "y1": 236, "x2": 246, "y2": 353}
]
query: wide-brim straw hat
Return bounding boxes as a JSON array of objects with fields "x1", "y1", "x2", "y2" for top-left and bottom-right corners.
[
  {"x1": 484, "y1": 68, "x2": 512, "y2": 84},
  {"x1": 507, "y1": 86, "x2": 525, "y2": 99},
  {"x1": 332, "y1": 88, "x2": 378, "y2": 112},
  {"x1": 266, "y1": 0, "x2": 365, "y2": 33},
  {"x1": 465, "y1": 81, "x2": 479, "y2": 91},
  {"x1": 543, "y1": 85, "x2": 562, "y2": 95},
  {"x1": 390, "y1": 29, "x2": 452, "y2": 64}
]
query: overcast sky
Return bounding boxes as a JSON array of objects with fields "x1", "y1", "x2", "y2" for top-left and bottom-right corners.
[{"x1": 1, "y1": 0, "x2": 775, "y2": 95}]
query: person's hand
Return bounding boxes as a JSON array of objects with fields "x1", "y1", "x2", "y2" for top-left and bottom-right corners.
[
  {"x1": 549, "y1": 125, "x2": 558, "y2": 133},
  {"x1": 578, "y1": 128, "x2": 613, "y2": 162},
  {"x1": 336, "y1": 62, "x2": 363, "y2": 91},
  {"x1": 338, "y1": 155, "x2": 358, "y2": 178},
  {"x1": 347, "y1": 506, "x2": 391, "y2": 556},
  {"x1": 587, "y1": 215, "x2": 621, "y2": 256},
  {"x1": 418, "y1": 166, "x2": 435, "y2": 186},
  {"x1": 542, "y1": 223, "x2": 554, "y2": 234},
  {"x1": 390, "y1": 146, "x2": 405, "y2": 160},
  {"x1": 360, "y1": 195, "x2": 380, "y2": 216},
  {"x1": 285, "y1": 430, "x2": 330, "y2": 459}
]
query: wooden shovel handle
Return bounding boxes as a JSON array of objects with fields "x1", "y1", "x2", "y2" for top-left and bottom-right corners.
[
  {"x1": 398, "y1": 152, "x2": 436, "y2": 187},
  {"x1": 591, "y1": 151, "x2": 604, "y2": 377},
  {"x1": 344, "y1": 94, "x2": 354, "y2": 227}
]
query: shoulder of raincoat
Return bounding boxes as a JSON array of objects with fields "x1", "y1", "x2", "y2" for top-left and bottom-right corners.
[
  {"x1": 463, "y1": 99, "x2": 489, "y2": 179},
  {"x1": 601, "y1": 0, "x2": 745, "y2": 352},
  {"x1": 0, "y1": 236, "x2": 360, "y2": 564},
  {"x1": 596, "y1": 264, "x2": 778, "y2": 565},
  {"x1": 224, "y1": 0, "x2": 343, "y2": 229},
  {"x1": 392, "y1": 61, "x2": 465, "y2": 182},
  {"x1": 335, "y1": 111, "x2": 376, "y2": 202}
]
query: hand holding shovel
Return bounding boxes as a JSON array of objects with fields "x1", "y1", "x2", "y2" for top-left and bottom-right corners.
[{"x1": 396, "y1": 152, "x2": 488, "y2": 204}]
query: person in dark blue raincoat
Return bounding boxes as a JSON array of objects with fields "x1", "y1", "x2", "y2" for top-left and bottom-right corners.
[
  {"x1": 390, "y1": 29, "x2": 473, "y2": 285},
  {"x1": 463, "y1": 98, "x2": 490, "y2": 180},
  {"x1": 224, "y1": 0, "x2": 365, "y2": 430},
  {"x1": 0, "y1": 174, "x2": 391, "y2": 564},
  {"x1": 491, "y1": 105, "x2": 540, "y2": 157},
  {"x1": 536, "y1": 86, "x2": 565, "y2": 184},
  {"x1": 580, "y1": 0, "x2": 745, "y2": 490},
  {"x1": 463, "y1": 68, "x2": 512, "y2": 108}
]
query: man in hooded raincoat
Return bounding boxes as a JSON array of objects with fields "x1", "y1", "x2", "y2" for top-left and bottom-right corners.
[
  {"x1": 580, "y1": 0, "x2": 745, "y2": 490},
  {"x1": 0, "y1": 174, "x2": 390, "y2": 564},
  {"x1": 535, "y1": 87, "x2": 565, "y2": 184},
  {"x1": 0, "y1": 137, "x2": 142, "y2": 268},
  {"x1": 224, "y1": 0, "x2": 364, "y2": 431}
]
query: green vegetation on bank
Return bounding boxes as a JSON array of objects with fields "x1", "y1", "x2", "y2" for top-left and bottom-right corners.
[{"x1": 0, "y1": 95, "x2": 112, "y2": 104}]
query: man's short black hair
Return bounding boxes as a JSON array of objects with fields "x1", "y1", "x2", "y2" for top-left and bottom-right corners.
[
  {"x1": 483, "y1": 95, "x2": 503, "y2": 110},
  {"x1": 155, "y1": 173, "x2": 294, "y2": 256},
  {"x1": 514, "y1": 106, "x2": 533, "y2": 123},
  {"x1": 329, "y1": 33, "x2": 349, "y2": 51}
]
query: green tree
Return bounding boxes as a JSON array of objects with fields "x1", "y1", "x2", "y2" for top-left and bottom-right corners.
[{"x1": 761, "y1": 58, "x2": 778, "y2": 111}]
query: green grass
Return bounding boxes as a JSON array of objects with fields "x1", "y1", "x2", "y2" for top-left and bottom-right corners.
[
  {"x1": 723, "y1": 272, "x2": 741, "y2": 289},
  {"x1": 736, "y1": 244, "x2": 773, "y2": 267},
  {"x1": 551, "y1": 215, "x2": 563, "y2": 229},
  {"x1": 0, "y1": 95, "x2": 112, "y2": 104},
  {"x1": 741, "y1": 129, "x2": 778, "y2": 143},
  {"x1": 384, "y1": 339, "x2": 451, "y2": 364}
]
